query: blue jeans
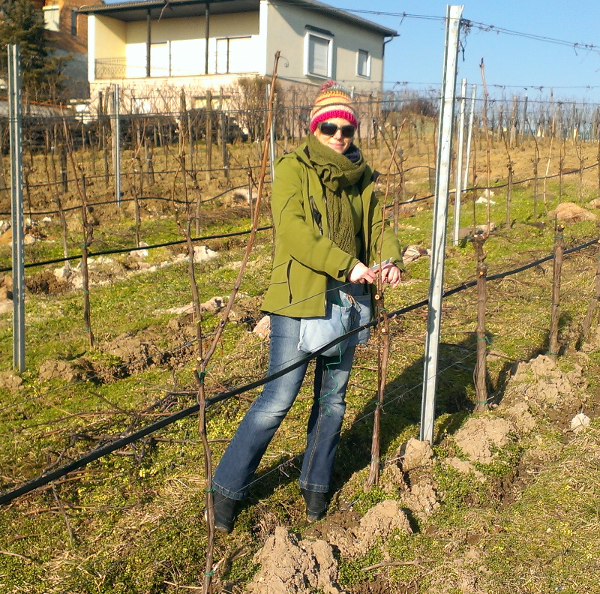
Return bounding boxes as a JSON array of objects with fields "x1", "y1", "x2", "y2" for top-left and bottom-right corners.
[{"x1": 212, "y1": 313, "x2": 356, "y2": 500}]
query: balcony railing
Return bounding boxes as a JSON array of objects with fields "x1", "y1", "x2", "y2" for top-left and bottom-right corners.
[{"x1": 95, "y1": 58, "x2": 127, "y2": 80}]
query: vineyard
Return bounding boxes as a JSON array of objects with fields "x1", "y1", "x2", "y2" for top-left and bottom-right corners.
[{"x1": 1, "y1": 88, "x2": 600, "y2": 593}]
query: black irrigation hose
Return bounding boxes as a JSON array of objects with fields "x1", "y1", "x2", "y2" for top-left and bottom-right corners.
[
  {"x1": 0, "y1": 158, "x2": 595, "y2": 271},
  {"x1": 0, "y1": 226, "x2": 273, "y2": 274},
  {"x1": 19, "y1": 162, "x2": 265, "y2": 193},
  {"x1": 2, "y1": 235, "x2": 598, "y2": 506},
  {"x1": 0, "y1": 182, "x2": 263, "y2": 217}
]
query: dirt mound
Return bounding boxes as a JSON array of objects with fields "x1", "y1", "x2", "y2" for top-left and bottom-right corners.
[
  {"x1": 0, "y1": 371, "x2": 23, "y2": 392},
  {"x1": 0, "y1": 275, "x2": 12, "y2": 314},
  {"x1": 230, "y1": 296, "x2": 264, "y2": 328},
  {"x1": 38, "y1": 359, "x2": 88, "y2": 383},
  {"x1": 500, "y1": 354, "x2": 588, "y2": 426},
  {"x1": 101, "y1": 330, "x2": 169, "y2": 373},
  {"x1": 453, "y1": 416, "x2": 514, "y2": 464},
  {"x1": 26, "y1": 270, "x2": 69, "y2": 295},
  {"x1": 247, "y1": 526, "x2": 344, "y2": 594},
  {"x1": 249, "y1": 502, "x2": 413, "y2": 593},
  {"x1": 310, "y1": 500, "x2": 412, "y2": 559}
]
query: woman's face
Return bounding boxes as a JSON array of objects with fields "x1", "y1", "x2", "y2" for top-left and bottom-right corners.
[{"x1": 314, "y1": 117, "x2": 354, "y2": 154}]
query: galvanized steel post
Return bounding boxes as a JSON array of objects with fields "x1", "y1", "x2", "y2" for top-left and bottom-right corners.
[
  {"x1": 112, "y1": 84, "x2": 121, "y2": 206},
  {"x1": 9, "y1": 44, "x2": 25, "y2": 372},
  {"x1": 453, "y1": 78, "x2": 467, "y2": 246},
  {"x1": 463, "y1": 84, "x2": 477, "y2": 198},
  {"x1": 420, "y1": 5, "x2": 463, "y2": 443}
]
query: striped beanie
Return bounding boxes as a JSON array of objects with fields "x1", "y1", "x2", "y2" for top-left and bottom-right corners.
[{"x1": 309, "y1": 80, "x2": 358, "y2": 133}]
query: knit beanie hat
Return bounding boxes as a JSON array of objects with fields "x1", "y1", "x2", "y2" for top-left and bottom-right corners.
[{"x1": 309, "y1": 80, "x2": 358, "y2": 133}]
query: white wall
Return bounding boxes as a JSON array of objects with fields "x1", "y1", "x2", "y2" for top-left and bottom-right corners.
[
  {"x1": 119, "y1": 12, "x2": 261, "y2": 79},
  {"x1": 263, "y1": 1, "x2": 386, "y2": 93}
]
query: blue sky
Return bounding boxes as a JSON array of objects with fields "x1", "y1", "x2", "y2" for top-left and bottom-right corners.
[
  {"x1": 103, "y1": 0, "x2": 600, "y2": 103},
  {"x1": 327, "y1": 0, "x2": 600, "y2": 103}
]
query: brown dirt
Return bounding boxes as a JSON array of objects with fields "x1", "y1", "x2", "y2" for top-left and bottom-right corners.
[
  {"x1": 38, "y1": 359, "x2": 88, "y2": 383},
  {"x1": 0, "y1": 371, "x2": 23, "y2": 392},
  {"x1": 26, "y1": 270, "x2": 70, "y2": 295},
  {"x1": 247, "y1": 526, "x2": 344, "y2": 594},
  {"x1": 243, "y1": 350, "x2": 598, "y2": 593}
]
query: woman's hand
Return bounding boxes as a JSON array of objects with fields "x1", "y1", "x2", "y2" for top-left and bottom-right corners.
[
  {"x1": 380, "y1": 263, "x2": 402, "y2": 288},
  {"x1": 349, "y1": 262, "x2": 377, "y2": 284}
]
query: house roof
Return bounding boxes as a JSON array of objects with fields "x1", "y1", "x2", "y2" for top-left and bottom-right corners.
[{"x1": 77, "y1": 0, "x2": 397, "y2": 37}]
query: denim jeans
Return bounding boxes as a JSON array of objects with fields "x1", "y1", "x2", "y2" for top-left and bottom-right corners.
[{"x1": 212, "y1": 313, "x2": 356, "y2": 500}]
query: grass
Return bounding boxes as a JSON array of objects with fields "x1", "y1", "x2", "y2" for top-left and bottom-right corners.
[{"x1": 1, "y1": 130, "x2": 600, "y2": 592}]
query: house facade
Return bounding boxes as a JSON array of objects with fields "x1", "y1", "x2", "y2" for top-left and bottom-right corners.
[{"x1": 78, "y1": 0, "x2": 396, "y2": 114}]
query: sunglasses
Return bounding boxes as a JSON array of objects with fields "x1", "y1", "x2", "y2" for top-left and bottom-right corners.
[{"x1": 318, "y1": 122, "x2": 356, "y2": 138}]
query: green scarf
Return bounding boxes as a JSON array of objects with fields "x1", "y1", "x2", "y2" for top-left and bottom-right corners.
[{"x1": 306, "y1": 133, "x2": 366, "y2": 256}]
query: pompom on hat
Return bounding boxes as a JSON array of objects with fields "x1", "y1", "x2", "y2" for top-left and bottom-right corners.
[{"x1": 309, "y1": 80, "x2": 358, "y2": 133}]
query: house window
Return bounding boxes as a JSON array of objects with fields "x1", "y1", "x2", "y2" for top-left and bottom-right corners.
[
  {"x1": 43, "y1": 5, "x2": 60, "y2": 33},
  {"x1": 304, "y1": 31, "x2": 332, "y2": 78},
  {"x1": 357, "y1": 49, "x2": 370, "y2": 78},
  {"x1": 150, "y1": 42, "x2": 170, "y2": 77},
  {"x1": 71, "y1": 9, "x2": 78, "y2": 36},
  {"x1": 215, "y1": 37, "x2": 252, "y2": 74}
]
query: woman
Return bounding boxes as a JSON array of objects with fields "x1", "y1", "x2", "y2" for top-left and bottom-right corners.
[{"x1": 211, "y1": 81, "x2": 403, "y2": 533}]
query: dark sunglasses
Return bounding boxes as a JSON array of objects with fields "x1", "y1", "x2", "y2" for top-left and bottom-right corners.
[{"x1": 318, "y1": 122, "x2": 356, "y2": 138}]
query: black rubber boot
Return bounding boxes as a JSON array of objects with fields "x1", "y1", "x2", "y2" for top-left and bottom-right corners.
[
  {"x1": 211, "y1": 490, "x2": 238, "y2": 534},
  {"x1": 300, "y1": 488, "x2": 328, "y2": 522}
]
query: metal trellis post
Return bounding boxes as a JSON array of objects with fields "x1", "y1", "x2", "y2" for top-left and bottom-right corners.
[
  {"x1": 112, "y1": 84, "x2": 121, "y2": 206},
  {"x1": 9, "y1": 44, "x2": 25, "y2": 372},
  {"x1": 453, "y1": 78, "x2": 467, "y2": 246},
  {"x1": 420, "y1": 4, "x2": 463, "y2": 444}
]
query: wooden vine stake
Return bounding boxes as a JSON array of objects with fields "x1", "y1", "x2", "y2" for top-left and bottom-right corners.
[
  {"x1": 365, "y1": 124, "x2": 403, "y2": 490},
  {"x1": 472, "y1": 232, "x2": 488, "y2": 412},
  {"x1": 578, "y1": 240, "x2": 600, "y2": 348},
  {"x1": 197, "y1": 52, "x2": 280, "y2": 594},
  {"x1": 548, "y1": 223, "x2": 565, "y2": 362}
]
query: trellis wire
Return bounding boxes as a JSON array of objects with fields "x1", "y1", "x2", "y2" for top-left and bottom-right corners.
[{"x1": 2, "y1": 234, "x2": 598, "y2": 506}]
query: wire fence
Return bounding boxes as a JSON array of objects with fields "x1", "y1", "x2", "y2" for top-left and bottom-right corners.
[{"x1": 2, "y1": 233, "x2": 598, "y2": 506}]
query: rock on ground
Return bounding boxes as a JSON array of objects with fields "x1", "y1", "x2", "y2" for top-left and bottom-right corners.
[
  {"x1": 570, "y1": 412, "x2": 590, "y2": 433},
  {"x1": 402, "y1": 245, "x2": 430, "y2": 265},
  {"x1": 253, "y1": 315, "x2": 271, "y2": 339},
  {"x1": 193, "y1": 245, "x2": 218, "y2": 262},
  {"x1": 548, "y1": 202, "x2": 596, "y2": 222}
]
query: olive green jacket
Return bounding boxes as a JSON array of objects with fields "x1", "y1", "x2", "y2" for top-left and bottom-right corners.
[{"x1": 261, "y1": 141, "x2": 403, "y2": 318}]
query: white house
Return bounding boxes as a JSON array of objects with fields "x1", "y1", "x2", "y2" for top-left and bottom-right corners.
[{"x1": 78, "y1": 0, "x2": 397, "y2": 113}]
